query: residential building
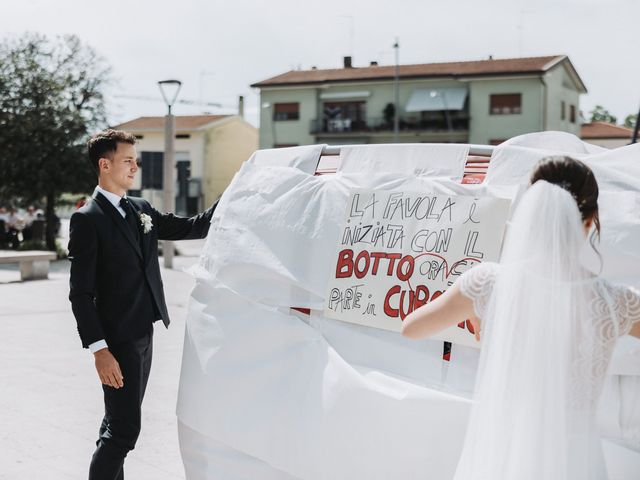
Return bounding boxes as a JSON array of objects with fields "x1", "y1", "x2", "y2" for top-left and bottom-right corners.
[
  {"x1": 252, "y1": 55, "x2": 586, "y2": 148},
  {"x1": 113, "y1": 115, "x2": 257, "y2": 214},
  {"x1": 581, "y1": 121, "x2": 634, "y2": 149}
]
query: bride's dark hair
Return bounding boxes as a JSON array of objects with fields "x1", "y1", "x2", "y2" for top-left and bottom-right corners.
[{"x1": 530, "y1": 156, "x2": 600, "y2": 239}]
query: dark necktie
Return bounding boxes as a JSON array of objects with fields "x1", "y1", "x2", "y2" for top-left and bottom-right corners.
[{"x1": 119, "y1": 197, "x2": 140, "y2": 242}]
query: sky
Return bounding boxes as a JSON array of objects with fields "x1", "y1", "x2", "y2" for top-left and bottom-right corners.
[{"x1": 2, "y1": 0, "x2": 638, "y2": 129}]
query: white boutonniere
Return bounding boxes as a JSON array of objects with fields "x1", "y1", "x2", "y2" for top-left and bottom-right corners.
[{"x1": 139, "y1": 213, "x2": 153, "y2": 234}]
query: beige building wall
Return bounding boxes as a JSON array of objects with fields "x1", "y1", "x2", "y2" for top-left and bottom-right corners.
[
  {"x1": 315, "y1": 78, "x2": 467, "y2": 122},
  {"x1": 468, "y1": 77, "x2": 544, "y2": 145},
  {"x1": 257, "y1": 64, "x2": 585, "y2": 148},
  {"x1": 260, "y1": 77, "x2": 564, "y2": 146},
  {"x1": 133, "y1": 131, "x2": 206, "y2": 176},
  {"x1": 370, "y1": 78, "x2": 467, "y2": 122},
  {"x1": 262, "y1": 79, "x2": 472, "y2": 146},
  {"x1": 259, "y1": 88, "x2": 317, "y2": 148},
  {"x1": 122, "y1": 117, "x2": 257, "y2": 211},
  {"x1": 128, "y1": 131, "x2": 207, "y2": 210},
  {"x1": 319, "y1": 79, "x2": 471, "y2": 145},
  {"x1": 203, "y1": 117, "x2": 258, "y2": 206},
  {"x1": 543, "y1": 66, "x2": 581, "y2": 136}
]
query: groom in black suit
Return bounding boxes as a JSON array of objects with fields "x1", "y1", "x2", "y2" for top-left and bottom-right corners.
[{"x1": 68, "y1": 129, "x2": 217, "y2": 479}]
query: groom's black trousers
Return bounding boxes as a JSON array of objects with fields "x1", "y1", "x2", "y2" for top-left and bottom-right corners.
[{"x1": 89, "y1": 331, "x2": 153, "y2": 480}]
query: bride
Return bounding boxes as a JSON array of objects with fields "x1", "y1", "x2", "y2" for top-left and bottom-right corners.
[{"x1": 402, "y1": 156, "x2": 640, "y2": 479}]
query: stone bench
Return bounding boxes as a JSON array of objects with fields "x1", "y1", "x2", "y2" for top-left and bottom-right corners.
[{"x1": 0, "y1": 250, "x2": 57, "y2": 280}]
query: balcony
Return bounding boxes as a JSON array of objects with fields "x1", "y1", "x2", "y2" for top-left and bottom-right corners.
[{"x1": 310, "y1": 113, "x2": 470, "y2": 135}]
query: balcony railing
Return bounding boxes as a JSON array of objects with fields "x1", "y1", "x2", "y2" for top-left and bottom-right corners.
[{"x1": 310, "y1": 114, "x2": 470, "y2": 135}]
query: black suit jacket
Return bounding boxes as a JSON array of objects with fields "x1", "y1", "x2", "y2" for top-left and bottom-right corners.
[{"x1": 68, "y1": 192, "x2": 216, "y2": 348}]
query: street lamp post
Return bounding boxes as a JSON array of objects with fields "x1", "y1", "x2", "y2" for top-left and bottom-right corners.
[
  {"x1": 393, "y1": 38, "x2": 400, "y2": 142},
  {"x1": 632, "y1": 102, "x2": 640, "y2": 144},
  {"x1": 158, "y1": 79, "x2": 182, "y2": 268},
  {"x1": 431, "y1": 90, "x2": 454, "y2": 142}
]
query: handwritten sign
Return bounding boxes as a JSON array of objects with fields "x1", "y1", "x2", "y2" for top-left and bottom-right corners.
[{"x1": 323, "y1": 189, "x2": 511, "y2": 346}]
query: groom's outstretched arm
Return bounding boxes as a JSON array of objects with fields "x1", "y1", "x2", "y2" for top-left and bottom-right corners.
[
  {"x1": 149, "y1": 199, "x2": 219, "y2": 241},
  {"x1": 68, "y1": 212, "x2": 105, "y2": 347}
]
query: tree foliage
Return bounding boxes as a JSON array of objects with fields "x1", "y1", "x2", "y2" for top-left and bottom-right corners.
[
  {"x1": 624, "y1": 113, "x2": 637, "y2": 129},
  {"x1": 589, "y1": 105, "x2": 617, "y2": 124},
  {"x1": 0, "y1": 33, "x2": 111, "y2": 249},
  {"x1": 383, "y1": 102, "x2": 395, "y2": 125}
]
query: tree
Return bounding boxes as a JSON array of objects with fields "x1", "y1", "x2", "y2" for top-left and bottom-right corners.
[
  {"x1": 383, "y1": 103, "x2": 395, "y2": 126},
  {"x1": 0, "y1": 33, "x2": 111, "y2": 250},
  {"x1": 589, "y1": 105, "x2": 617, "y2": 124},
  {"x1": 624, "y1": 113, "x2": 637, "y2": 129}
]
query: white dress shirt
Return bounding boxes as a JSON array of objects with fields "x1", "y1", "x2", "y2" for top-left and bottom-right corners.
[{"x1": 88, "y1": 186, "x2": 128, "y2": 354}]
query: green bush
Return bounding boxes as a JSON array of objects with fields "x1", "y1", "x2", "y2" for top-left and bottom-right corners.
[
  {"x1": 18, "y1": 239, "x2": 68, "y2": 259},
  {"x1": 17, "y1": 240, "x2": 48, "y2": 251}
]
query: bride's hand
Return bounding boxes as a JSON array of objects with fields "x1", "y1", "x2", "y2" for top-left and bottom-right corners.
[{"x1": 469, "y1": 317, "x2": 481, "y2": 342}]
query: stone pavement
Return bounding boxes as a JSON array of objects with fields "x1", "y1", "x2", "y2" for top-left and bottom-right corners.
[{"x1": 0, "y1": 238, "x2": 206, "y2": 479}]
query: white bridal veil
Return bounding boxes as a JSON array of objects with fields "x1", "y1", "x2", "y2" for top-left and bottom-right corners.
[{"x1": 455, "y1": 180, "x2": 611, "y2": 479}]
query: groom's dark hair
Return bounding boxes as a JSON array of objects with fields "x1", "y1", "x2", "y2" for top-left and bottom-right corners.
[{"x1": 87, "y1": 129, "x2": 137, "y2": 176}]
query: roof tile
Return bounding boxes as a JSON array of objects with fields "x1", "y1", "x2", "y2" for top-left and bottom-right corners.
[
  {"x1": 252, "y1": 55, "x2": 566, "y2": 87},
  {"x1": 581, "y1": 122, "x2": 634, "y2": 139},
  {"x1": 112, "y1": 115, "x2": 229, "y2": 131}
]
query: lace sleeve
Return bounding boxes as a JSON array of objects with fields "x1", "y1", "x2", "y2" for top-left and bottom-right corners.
[
  {"x1": 618, "y1": 286, "x2": 640, "y2": 336},
  {"x1": 458, "y1": 262, "x2": 499, "y2": 319}
]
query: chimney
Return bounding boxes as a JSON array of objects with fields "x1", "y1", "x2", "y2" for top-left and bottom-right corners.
[
  {"x1": 343, "y1": 56, "x2": 352, "y2": 68},
  {"x1": 370, "y1": 61, "x2": 378, "y2": 66},
  {"x1": 238, "y1": 95, "x2": 244, "y2": 118}
]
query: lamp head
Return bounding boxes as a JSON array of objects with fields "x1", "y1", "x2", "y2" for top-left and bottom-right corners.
[{"x1": 158, "y1": 79, "x2": 182, "y2": 113}]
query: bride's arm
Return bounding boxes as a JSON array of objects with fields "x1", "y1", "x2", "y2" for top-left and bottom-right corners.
[
  {"x1": 401, "y1": 282, "x2": 477, "y2": 340},
  {"x1": 623, "y1": 286, "x2": 640, "y2": 339}
]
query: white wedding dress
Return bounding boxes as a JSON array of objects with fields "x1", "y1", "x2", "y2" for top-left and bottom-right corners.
[{"x1": 450, "y1": 181, "x2": 640, "y2": 480}]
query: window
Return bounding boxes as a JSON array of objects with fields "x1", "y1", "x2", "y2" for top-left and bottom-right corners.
[
  {"x1": 322, "y1": 101, "x2": 367, "y2": 132},
  {"x1": 140, "y1": 151, "x2": 164, "y2": 189},
  {"x1": 134, "y1": 135, "x2": 144, "y2": 140},
  {"x1": 561, "y1": 101, "x2": 566, "y2": 121},
  {"x1": 176, "y1": 134, "x2": 191, "y2": 139},
  {"x1": 489, "y1": 94, "x2": 522, "y2": 115},
  {"x1": 489, "y1": 139, "x2": 506, "y2": 146},
  {"x1": 569, "y1": 105, "x2": 576, "y2": 124},
  {"x1": 274, "y1": 103, "x2": 300, "y2": 121}
]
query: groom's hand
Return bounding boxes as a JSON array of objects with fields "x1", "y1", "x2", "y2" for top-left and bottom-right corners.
[{"x1": 94, "y1": 349, "x2": 124, "y2": 388}]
